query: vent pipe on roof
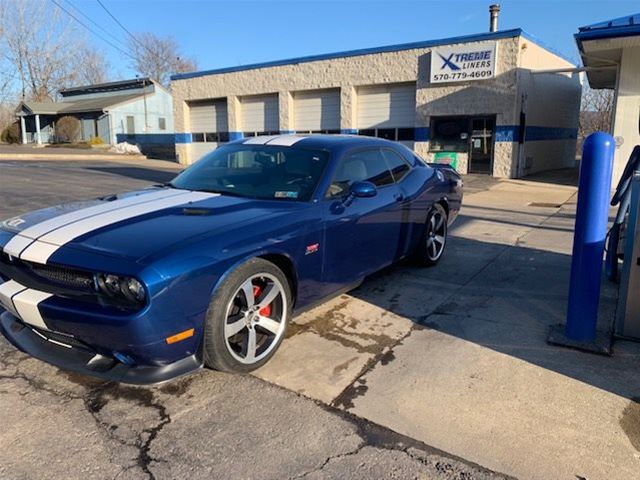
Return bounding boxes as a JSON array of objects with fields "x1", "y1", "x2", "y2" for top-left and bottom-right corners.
[{"x1": 489, "y1": 4, "x2": 500, "y2": 32}]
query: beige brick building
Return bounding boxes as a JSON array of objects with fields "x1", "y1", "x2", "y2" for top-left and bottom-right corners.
[{"x1": 171, "y1": 28, "x2": 581, "y2": 178}]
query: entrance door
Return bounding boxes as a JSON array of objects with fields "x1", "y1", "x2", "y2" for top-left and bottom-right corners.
[
  {"x1": 469, "y1": 117, "x2": 495, "y2": 174},
  {"x1": 126, "y1": 116, "x2": 135, "y2": 135}
]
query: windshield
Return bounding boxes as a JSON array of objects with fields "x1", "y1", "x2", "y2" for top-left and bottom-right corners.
[{"x1": 171, "y1": 144, "x2": 329, "y2": 201}]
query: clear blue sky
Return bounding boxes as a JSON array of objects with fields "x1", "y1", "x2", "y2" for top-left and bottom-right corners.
[{"x1": 73, "y1": 0, "x2": 639, "y2": 79}]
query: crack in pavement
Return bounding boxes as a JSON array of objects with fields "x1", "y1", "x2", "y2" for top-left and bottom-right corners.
[
  {"x1": 82, "y1": 381, "x2": 183, "y2": 480},
  {"x1": 0, "y1": 347, "x2": 183, "y2": 480}
]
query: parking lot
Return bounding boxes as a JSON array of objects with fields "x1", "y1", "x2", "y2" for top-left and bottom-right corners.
[{"x1": 1, "y1": 159, "x2": 639, "y2": 480}]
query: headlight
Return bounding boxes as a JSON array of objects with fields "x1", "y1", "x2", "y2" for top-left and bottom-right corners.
[{"x1": 94, "y1": 273, "x2": 146, "y2": 305}]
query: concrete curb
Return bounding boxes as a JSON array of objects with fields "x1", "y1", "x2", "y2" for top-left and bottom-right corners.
[{"x1": 0, "y1": 153, "x2": 148, "y2": 162}]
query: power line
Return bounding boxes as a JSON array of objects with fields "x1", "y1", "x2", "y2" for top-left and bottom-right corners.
[
  {"x1": 49, "y1": 0, "x2": 137, "y2": 61},
  {"x1": 95, "y1": 0, "x2": 145, "y2": 50},
  {"x1": 95, "y1": 0, "x2": 166, "y2": 68},
  {"x1": 61, "y1": 0, "x2": 128, "y2": 50}
]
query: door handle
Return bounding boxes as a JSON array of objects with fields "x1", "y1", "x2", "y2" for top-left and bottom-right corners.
[{"x1": 394, "y1": 193, "x2": 404, "y2": 202}]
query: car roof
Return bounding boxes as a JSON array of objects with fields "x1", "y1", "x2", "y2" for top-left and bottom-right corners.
[{"x1": 229, "y1": 134, "x2": 401, "y2": 153}]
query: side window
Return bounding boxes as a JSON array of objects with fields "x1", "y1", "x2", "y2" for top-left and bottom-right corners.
[
  {"x1": 382, "y1": 149, "x2": 411, "y2": 182},
  {"x1": 327, "y1": 149, "x2": 394, "y2": 197}
]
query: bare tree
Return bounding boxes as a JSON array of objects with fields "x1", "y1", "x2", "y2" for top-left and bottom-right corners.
[
  {"x1": 129, "y1": 32, "x2": 197, "y2": 86},
  {"x1": 73, "y1": 46, "x2": 111, "y2": 86},
  {"x1": 577, "y1": 87, "x2": 614, "y2": 154},
  {"x1": 1, "y1": 0, "x2": 112, "y2": 100},
  {"x1": 579, "y1": 87, "x2": 614, "y2": 136}
]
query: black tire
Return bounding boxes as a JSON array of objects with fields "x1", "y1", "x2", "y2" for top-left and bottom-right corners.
[
  {"x1": 415, "y1": 203, "x2": 448, "y2": 267},
  {"x1": 203, "y1": 257, "x2": 292, "y2": 373}
]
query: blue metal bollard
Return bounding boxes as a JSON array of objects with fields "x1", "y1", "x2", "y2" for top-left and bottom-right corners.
[{"x1": 565, "y1": 132, "x2": 615, "y2": 341}]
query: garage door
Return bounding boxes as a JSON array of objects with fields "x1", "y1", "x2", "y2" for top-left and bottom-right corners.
[
  {"x1": 240, "y1": 94, "x2": 279, "y2": 135},
  {"x1": 293, "y1": 89, "x2": 340, "y2": 133},
  {"x1": 356, "y1": 83, "x2": 416, "y2": 142},
  {"x1": 189, "y1": 99, "x2": 228, "y2": 161}
]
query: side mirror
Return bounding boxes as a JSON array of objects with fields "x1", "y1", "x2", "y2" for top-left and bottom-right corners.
[{"x1": 349, "y1": 181, "x2": 377, "y2": 198}]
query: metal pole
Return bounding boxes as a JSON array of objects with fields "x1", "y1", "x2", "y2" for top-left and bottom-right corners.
[{"x1": 565, "y1": 132, "x2": 615, "y2": 341}]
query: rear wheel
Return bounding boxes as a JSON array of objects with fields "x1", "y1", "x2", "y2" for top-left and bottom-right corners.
[
  {"x1": 415, "y1": 204, "x2": 448, "y2": 267},
  {"x1": 203, "y1": 258, "x2": 291, "y2": 373}
]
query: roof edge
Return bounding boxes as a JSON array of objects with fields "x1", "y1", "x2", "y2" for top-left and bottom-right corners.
[
  {"x1": 575, "y1": 24, "x2": 640, "y2": 49},
  {"x1": 59, "y1": 77, "x2": 156, "y2": 95},
  {"x1": 171, "y1": 28, "x2": 525, "y2": 81}
]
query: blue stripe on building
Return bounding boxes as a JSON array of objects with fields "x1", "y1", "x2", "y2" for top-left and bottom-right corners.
[
  {"x1": 174, "y1": 133, "x2": 192, "y2": 144},
  {"x1": 495, "y1": 126, "x2": 519, "y2": 142},
  {"x1": 170, "y1": 126, "x2": 577, "y2": 146},
  {"x1": 524, "y1": 126, "x2": 577, "y2": 141},
  {"x1": 116, "y1": 133, "x2": 180, "y2": 145},
  {"x1": 415, "y1": 127, "x2": 430, "y2": 142},
  {"x1": 494, "y1": 126, "x2": 577, "y2": 143}
]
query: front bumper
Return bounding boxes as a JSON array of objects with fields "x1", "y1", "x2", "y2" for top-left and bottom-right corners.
[{"x1": 0, "y1": 311, "x2": 203, "y2": 385}]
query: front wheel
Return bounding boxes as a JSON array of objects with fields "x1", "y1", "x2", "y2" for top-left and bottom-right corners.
[
  {"x1": 415, "y1": 204, "x2": 448, "y2": 267},
  {"x1": 203, "y1": 258, "x2": 291, "y2": 373}
]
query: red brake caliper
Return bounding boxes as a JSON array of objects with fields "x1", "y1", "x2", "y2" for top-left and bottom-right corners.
[{"x1": 253, "y1": 285, "x2": 272, "y2": 317}]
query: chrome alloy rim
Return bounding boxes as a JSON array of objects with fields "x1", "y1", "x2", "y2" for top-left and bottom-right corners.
[
  {"x1": 426, "y1": 211, "x2": 446, "y2": 261},
  {"x1": 224, "y1": 273, "x2": 287, "y2": 364}
]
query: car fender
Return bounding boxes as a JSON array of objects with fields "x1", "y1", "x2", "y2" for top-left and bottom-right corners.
[{"x1": 205, "y1": 247, "x2": 300, "y2": 307}]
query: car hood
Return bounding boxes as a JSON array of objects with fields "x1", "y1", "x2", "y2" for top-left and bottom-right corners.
[{"x1": 1, "y1": 187, "x2": 305, "y2": 265}]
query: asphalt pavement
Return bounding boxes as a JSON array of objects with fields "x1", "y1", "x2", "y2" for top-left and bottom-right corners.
[{"x1": 0, "y1": 159, "x2": 510, "y2": 480}]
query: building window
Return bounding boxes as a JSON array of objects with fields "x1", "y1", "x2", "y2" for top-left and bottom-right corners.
[
  {"x1": 243, "y1": 131, "x2": 279, "y2": 137},
  {"x1": 192, "y1": 132, "x2": 229, "y2": 143},
  {"x1": 158, "y1": 117, "x2": 166, "y2": 130},
  {"x1": 294, "y1": 129, "x2": 340, "y2": 135},
  {"x1": 357, "y1": 128, "x2": 415, "y2": 141},
  {"x1": 397, "y1": 128, "x2": 415, "y2": 141},
  {"x1": 430, "y1": 117, "x2": 469, "y2": 152}
]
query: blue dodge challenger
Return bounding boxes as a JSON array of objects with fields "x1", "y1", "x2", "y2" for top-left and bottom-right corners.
[{"x1": 0, "y1": 135, "x2": 462, "y2": 384}]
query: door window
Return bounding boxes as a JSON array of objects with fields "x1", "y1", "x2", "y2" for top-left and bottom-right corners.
[
  {"x1": 381, "y1": 149, "x2": 411, "y2": 182},
  {"x1": 327, "y1": 149, "x2": 394, "y2": 197}
]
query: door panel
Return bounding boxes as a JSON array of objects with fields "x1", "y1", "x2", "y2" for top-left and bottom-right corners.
[{"x1": 322, "y1": 149, "x2": 405, "y2": 287}]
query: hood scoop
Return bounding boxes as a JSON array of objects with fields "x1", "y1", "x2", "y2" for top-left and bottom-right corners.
[{"x1": 181, "y1": 207, "x2": 215, "y2": 216}]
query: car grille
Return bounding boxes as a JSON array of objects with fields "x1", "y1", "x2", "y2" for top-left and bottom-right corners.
[
  {"x1": 0, "y1": 251, "x2": 95, "y2": 292},
  {"x1": 26, "y1": 262, "x2": 95, "y2": 290}
]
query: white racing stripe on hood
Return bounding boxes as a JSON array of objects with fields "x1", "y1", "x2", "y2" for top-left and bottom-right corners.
[
  {"x1": 19, "y1": 191, "x2": 217, "y2": 264},
  {"x1": 0, "y1": 279, "x2": 27, "y2": 317},
  {"x1": 3, "y1": 189, "x2": 185, "y2": 257},
  {"x1": 2, "y1": 234, "x2": 34, "y2": 258}
]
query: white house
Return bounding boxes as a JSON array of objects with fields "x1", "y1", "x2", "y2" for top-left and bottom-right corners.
[{"x1": 15, "y1": 77, "x2": 174, "y2": 147}]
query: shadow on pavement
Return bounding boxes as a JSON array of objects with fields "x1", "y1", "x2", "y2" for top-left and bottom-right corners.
[
  {"x1": 346, "y1": 231, "x2": 640, "y2": 403},
  {"x1": 85, "y1": 166, "x2": 179, "y2": 184}
]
